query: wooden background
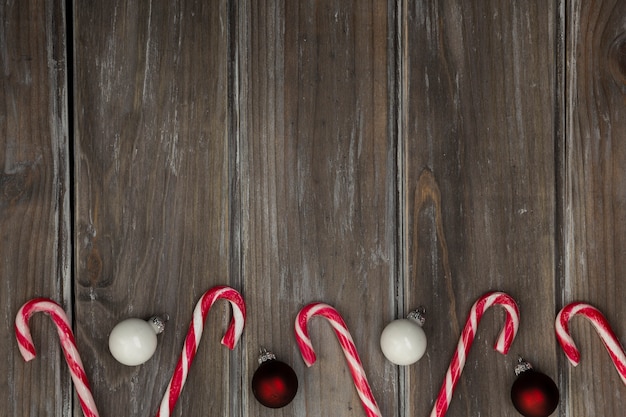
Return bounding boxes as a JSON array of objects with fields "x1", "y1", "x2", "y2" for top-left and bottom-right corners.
[{"x1": 2, "y1": 0, "x2": 626, "y2": 416}]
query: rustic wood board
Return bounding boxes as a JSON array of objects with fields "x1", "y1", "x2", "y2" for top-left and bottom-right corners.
[
  {"x1": 403, "y1": 1, "x2": 559, "y2": 416},
  {"x1": 0, "y1": 1, "x2": 71, "y2": 416},
  {"x1": 563, "y1": 0, "x2": 626, "y2": 415},
  {"x1": 236, "y1": 0, "x2": 398, "y2": 415},
  {"x1": 72, "y1": 1, "x2": 232, "y2": 415},
  {"x1": 4, "y1": 0, "x2": 626, "y2": 416}
]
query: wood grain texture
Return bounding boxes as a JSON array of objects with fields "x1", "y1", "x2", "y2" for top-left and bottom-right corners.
[
  {"x1": 72, "y1": 1, "x2": 232, "y2": 416},
  {"x1": 402, "y1": 1, "x2": 558, "y2": 416},
  {"x1": 563, "y1": 0, "x2": 626, "y2": 415},
  {"x1": 4, "y1": 0, "x2": 626, "y2": 416},
  {"x1": 236, "y1": 0, "x2": 398, "y2": 415},
  {"x1": 0, "y1": 0, "x2": 71, "y2": 416}
]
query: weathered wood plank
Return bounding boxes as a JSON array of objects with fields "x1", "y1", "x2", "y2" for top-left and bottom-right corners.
[
  {"x1": 402, "y1": 1, "x2": 558, "y2": 416},
  {"x1": 72, "y1": 1, "x2": 231, "y2": 415},
  {"x1": 563, "y1": 1, "x2": 626, "y2": 415},
  {"x1": 8, "y1": 1, "x2": 626, "y2": 416},
  {"x1": 236, "y1": 0, "x2": 398, "y2": 415},
  {"x1": 0, "y1": 0, "x2": 71, "y2": 415}
]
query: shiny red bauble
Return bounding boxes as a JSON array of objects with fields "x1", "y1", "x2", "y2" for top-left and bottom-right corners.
[
  {"x1": 251, "y1": 351, "x2": 298, "y2": 408},
  {"x1": 511, "y1": 359, "x2": 559, "y2": 417}
]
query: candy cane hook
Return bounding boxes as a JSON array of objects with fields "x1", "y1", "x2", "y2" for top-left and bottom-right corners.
[
  {"x1": 14, "y1": 298, "x2": 100, "y2": 417},
  {"x1": 555, "y1": 301, "x2": 626, "y2": 385},
  {"x1": 430, "y1": 291, "x2": 520, "y2": 417},
  {"x1": 156, "y1": 285, "x2": 246, "y2": 417},
  {"x1": 295, "y1": 302, "x2": 382, "y2": 417}
]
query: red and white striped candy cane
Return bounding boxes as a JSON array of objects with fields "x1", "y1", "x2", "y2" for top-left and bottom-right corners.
[
  {"x1": 430, "y1": 291, "x2": 520, "y2": 417},
  {"x1": 15, "y1": 298, "x2": 99, "y2": 417},
  {"x1": 295, "y1": 302, "x2": 382, "y2": 417},
  {"x1": 555, "y1": 301, "x2": 626, "y2": 385},
  {"x1": 156, "y1": 285, "x2": 246, "y2": 417}
]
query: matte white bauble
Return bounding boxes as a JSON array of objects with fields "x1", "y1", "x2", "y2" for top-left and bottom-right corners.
[
  {"x1": 108, "y1": 316, "x2": 165, "y2": 366},
  {"x1": 380, "y1": 309, "x2": 427, "y2": 366}
]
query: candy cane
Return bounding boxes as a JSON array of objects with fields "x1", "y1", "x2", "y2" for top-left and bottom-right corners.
[
  {"x1": 555, "y1": 301, "x2": 626, "y2": 385},
  {"x1": 14, "y1": 298, "x2": 99, "y2": 417},
  {"x1": 295, "y1": 302, "x2": 382, "y2": 417},
  {"x1": 430, "y1": 291, "x2": 520, "y2": 417},
  {"x1": 156, "y1": 285, "x2": 246, "y2": 417}
]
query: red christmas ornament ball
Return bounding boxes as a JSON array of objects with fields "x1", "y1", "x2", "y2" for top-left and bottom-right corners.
[
  {"x1": 511, "y1": 370, "x2": 559, "y2": 417},
  {"x1": 252, "y1": 357, "x2": 298, "y2": 408}
]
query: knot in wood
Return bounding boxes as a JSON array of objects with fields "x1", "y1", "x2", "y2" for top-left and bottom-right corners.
[{"x1": 609, "y1": 33, "x2": 626, "y2": 87}]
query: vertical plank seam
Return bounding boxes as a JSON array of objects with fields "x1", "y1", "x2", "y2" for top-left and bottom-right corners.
[
  {"x1": 228, "y1": 0, "x2": 244, "y2": 415},
  {"x1": 554, "y1": 0, "x2": 568, "y2": 416},
  {"x1": 394, "y1": 0, "x2": 409, "y2": 415},
  {"x1": 59, "y1": 1, "x2": 75, "y2": 415},
  {"x1": 64, "y1": 0, "x2": 76, "y2": 320}
]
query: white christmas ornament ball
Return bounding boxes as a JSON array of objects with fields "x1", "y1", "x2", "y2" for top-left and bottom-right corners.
[
  {"x1": 380, "y1": 317, "x2": 427, "y2": 366},
  {"x1": 108, "y1": 317, "x2": 164, "y2": 366}
]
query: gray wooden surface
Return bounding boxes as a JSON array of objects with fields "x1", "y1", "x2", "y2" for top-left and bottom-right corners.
[
  {"x1": 2, "y1": 1, "x2": 625, "y2": 416},
  {"x1": 1, "y1": 1, "x2": 72, "y2": 416}
]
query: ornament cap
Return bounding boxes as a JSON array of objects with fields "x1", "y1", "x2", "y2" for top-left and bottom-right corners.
[
  {"x1": 258, "y1": 347, "x2": 277, "y2": 364},
  {"x1": 514, "y1": 356, "x2": 534, "y2": 376},
  {"x1": 407, "y1": 307, "x2": 426, "y2": 326},
  {"x1": 148, "y1": 314, "x2": 168, "y2": 335}
]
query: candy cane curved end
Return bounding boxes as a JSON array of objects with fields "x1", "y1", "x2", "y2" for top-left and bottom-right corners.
[
  {"x1": 211, "y1": 286, "x2": 246, "y2": 349},
  {"x1": 555, "y1": 302, "x2": 587, "y2": 366},
  {"x1": 156, "y1": 285, "x2": 246, "y2": 417},
  {"x1": 481, "y1": 291, "x2": 520, "y2": 354},
  {"x1": 294, "y1": 302, "x2": 382, "y2": 417},
  {"x1": 430, "y1": 291, "x2": 520, "y2": 417},
  {"x1": 15, "y1": 298, "x2": 52, "y2": 361},
  {"x1": 14, "y1": 298, "x2": 100, "y2": 417},
  {"x1": 556, "y1": 302, "x2": 626, "y2": 385},
  {"x1": 294, "y1": 302, "x2": 330, "y2": 366}
]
